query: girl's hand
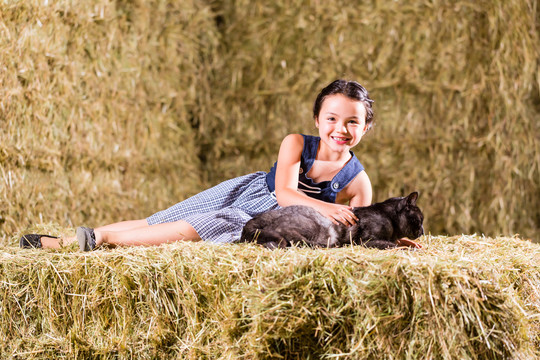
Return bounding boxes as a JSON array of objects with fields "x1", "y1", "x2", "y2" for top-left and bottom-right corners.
[
  {"x1": 396, "y1": 238, "x2": 422, "y2": 249},
  {"x1": 317, "y1": 203, "x2": 359, "y2": 226}
]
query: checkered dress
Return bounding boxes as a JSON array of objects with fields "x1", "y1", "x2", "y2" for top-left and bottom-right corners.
[{"x1": 146, "y1": 171, "x2": 279, "y2": 244}]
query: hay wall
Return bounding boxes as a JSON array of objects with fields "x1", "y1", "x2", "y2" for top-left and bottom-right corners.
[
  {"x1": 1, "y1": 0, "x2": 539, "y2": 241},
  {"x1": 200, "y1": 0, "x2": 540, "y2": 239},
  {"x1": 1, "y1": 235, "x2": 539, "y2": 358},
  {"x1": 0, "y1": 0, "x2": 219, "y2": 237}
]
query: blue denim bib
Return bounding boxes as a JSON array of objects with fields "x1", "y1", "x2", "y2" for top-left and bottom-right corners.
[{"x1": 265, "y1": 134, "x2": 365, "y2": 203}]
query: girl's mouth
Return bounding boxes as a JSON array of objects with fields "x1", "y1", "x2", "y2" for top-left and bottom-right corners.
[{"x1": 331, "y1": 136, "x2": 349, "y2": 145}]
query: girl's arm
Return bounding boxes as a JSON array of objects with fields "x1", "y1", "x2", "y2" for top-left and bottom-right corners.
[
  {"x1": 342, "y1": 171, "x2": 372, "y2": 208},
  {"x1": 274, "y1": 134, "x2": 358, "y2": 226}
]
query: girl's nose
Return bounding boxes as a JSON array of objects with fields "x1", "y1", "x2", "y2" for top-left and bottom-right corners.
[{"x1": 338, "y1": 121, "x2": 348, "y2": 133}]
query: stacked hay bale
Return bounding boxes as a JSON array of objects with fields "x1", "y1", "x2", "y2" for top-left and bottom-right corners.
[
  {"x1": 0, "y1": 0, "x2": 219, "y2": 238},
  {"x1": 201, "y1": 0, "x2": 540, "y2": 239},
  {"x1": 2, "y1": 1, "x2": 539, "y2": 358},
  {"x1": 1, "y1": 0, "x2": 539, "y2": 240},
  {"x1": 0, "y1": 236, "x2": 539, "y2": 358}
]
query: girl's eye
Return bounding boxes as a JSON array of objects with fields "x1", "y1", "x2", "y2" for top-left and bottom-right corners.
[
  {"x1": 348, "y1": 120, "x2": 358, "y2": 124},
  {"x1": 327, "y1": 117, "x2": 336, "y2": 121}
]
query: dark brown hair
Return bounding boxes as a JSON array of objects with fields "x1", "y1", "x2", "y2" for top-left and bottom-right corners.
[{"x1": 313, "y1": 80, "x2": 374, "y2": 130}]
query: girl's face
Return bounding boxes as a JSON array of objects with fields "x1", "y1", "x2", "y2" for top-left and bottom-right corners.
[{"x1": 315, "y1": 94, "x2": 369, "y2": 154}]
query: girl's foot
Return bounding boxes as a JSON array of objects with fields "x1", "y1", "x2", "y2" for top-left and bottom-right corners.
[
  {"x1": 20, "y1": 234, "x2": 76, "y2": 249},
  {"x1": 19, "y1": 234, "x2": 58, "y2": 249}
]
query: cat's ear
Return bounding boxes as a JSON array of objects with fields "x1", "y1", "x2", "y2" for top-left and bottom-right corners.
[{"x1": 406, "y1": 192, "x2": 419, "y2": 206}]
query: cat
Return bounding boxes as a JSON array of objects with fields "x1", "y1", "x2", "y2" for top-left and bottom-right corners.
[{"x1": 238, "y1": 192, "x2": 424, "y2": 250}]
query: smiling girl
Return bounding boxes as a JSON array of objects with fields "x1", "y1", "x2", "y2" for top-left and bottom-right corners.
[{"x1": 20, "y1": 79, "x2": 375, "y2": 250}]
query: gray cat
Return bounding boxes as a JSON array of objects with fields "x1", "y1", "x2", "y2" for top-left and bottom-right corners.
[{"x1": 238, "y1": 192, "x2": 424, "y2": 249}]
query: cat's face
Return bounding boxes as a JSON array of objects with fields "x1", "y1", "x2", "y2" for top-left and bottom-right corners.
[
  {"x1": 400, "y1": 205, "x2": 424, "y2": 239},
  {"x1": 315, "y1": 94, "x2": 369, "y2": 155},
  {"x1": 397, "y1": 192, "x2": 424, "y2": 239}
]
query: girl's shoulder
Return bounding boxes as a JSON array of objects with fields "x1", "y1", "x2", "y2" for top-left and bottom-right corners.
[
  {"x1": 276, "y1": 134, "x2": 305, "y2": 165},
  {"x1": 283, "y1": 133, "x2": 320, "y2": 141},
  {"x1": 280, "y1": 134, "x2": 323, "y2": 164},
  {"x1": 281, "y1": 133, "x2": 321, "y2": 153},
  {"x1": 284, "y1": 133, "x2": 309, "y2": 141},
  {"x1": 280, "y1": 133, "x2": 305, "y2": 150}
]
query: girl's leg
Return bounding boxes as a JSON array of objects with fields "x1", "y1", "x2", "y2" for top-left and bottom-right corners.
[
  {"x1": 96, "y1": 220, "x2": 200, "y2": 247},
  {"x1": 41, "y1": 219, "x2": 150, "y2": 249},
  {"x1": 96, "y1": 219, "x2": 149, "y2": 232}
]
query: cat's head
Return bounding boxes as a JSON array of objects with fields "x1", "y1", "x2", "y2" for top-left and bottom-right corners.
[{"x1": 396, "y1": 192, "x2": 424, "y2": 239}]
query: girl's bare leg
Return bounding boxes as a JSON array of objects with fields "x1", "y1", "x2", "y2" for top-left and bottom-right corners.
[
  {"x1": 95, "y1": 220, "x2": 200, "y2": 247},
  {"x1": 41, "y1": 219, "x2": 150, "y2": 249},
  {"x1": 96, "y1": 219, "x2": 150, "y2": 232}
]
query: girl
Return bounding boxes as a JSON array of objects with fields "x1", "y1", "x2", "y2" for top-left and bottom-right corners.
[{"x1": 20, "y1": 79, "x2": 374, "y2": 250}]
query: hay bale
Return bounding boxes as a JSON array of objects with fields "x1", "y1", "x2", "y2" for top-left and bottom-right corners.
[
  {"x1": 0, "y1": 0, "x2": 219, "y2": 240},
  {"x1": 1, "y1": 0, "x2": 538, "y2": 245},
  {"x1": 199, "y1": 0, "x2": 539, "y2": 239},
  {"x1": 0, "y1": 234, "x2": 538, "y2": 358}
]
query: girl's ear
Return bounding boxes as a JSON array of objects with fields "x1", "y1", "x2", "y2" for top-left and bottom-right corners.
[
  {"x1": 363, "y1": 123, "x2": 369, "y2": 134},
  {"x1": 315, "y1": 117, "x2": 319, "y2": 128}
]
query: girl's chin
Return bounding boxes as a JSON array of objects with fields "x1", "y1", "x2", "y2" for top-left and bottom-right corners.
[{"x1": 329, "y1": 143, "x2": 352, "y2": 152}]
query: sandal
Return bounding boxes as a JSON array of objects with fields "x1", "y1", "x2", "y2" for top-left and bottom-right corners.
[
  {"x1": 77, "y1": 227, "x2": 97, "y2": 251},
  {"x1": 19, "y1": 234, "x2": 59, "y2": 249}
]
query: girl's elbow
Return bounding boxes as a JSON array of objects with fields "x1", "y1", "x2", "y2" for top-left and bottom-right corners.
[
  {"x1": 274, "y1": 188, "x2": 292, "y2": 207},
  {"x1": 275, "y1": 193, "x2": 287, "y2": 207}
]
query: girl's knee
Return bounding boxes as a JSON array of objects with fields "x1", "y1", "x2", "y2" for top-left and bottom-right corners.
[{"x1": 173, "y1": 220, "x2": 201, "y2": 241}]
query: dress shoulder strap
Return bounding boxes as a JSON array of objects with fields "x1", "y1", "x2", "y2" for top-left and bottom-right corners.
[
  {"x1": 300, "y1": 134, "x2": 319, "y2": 173},
  {"x1": 329, "y1": 152, "x2": 364, "y2": 193}
]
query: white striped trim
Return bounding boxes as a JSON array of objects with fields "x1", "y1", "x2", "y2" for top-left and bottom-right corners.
[
  {"x1": 299, "y1": 189, "x2": 322, "y2": 194},
  {"x1": 298, "y1": 181, "x2": 322, "y2": 191}
]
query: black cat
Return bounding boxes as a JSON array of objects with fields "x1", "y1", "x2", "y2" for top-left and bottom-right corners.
[{"x1": 238, "y1": 192, "x2": 424, "y2": 250}]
